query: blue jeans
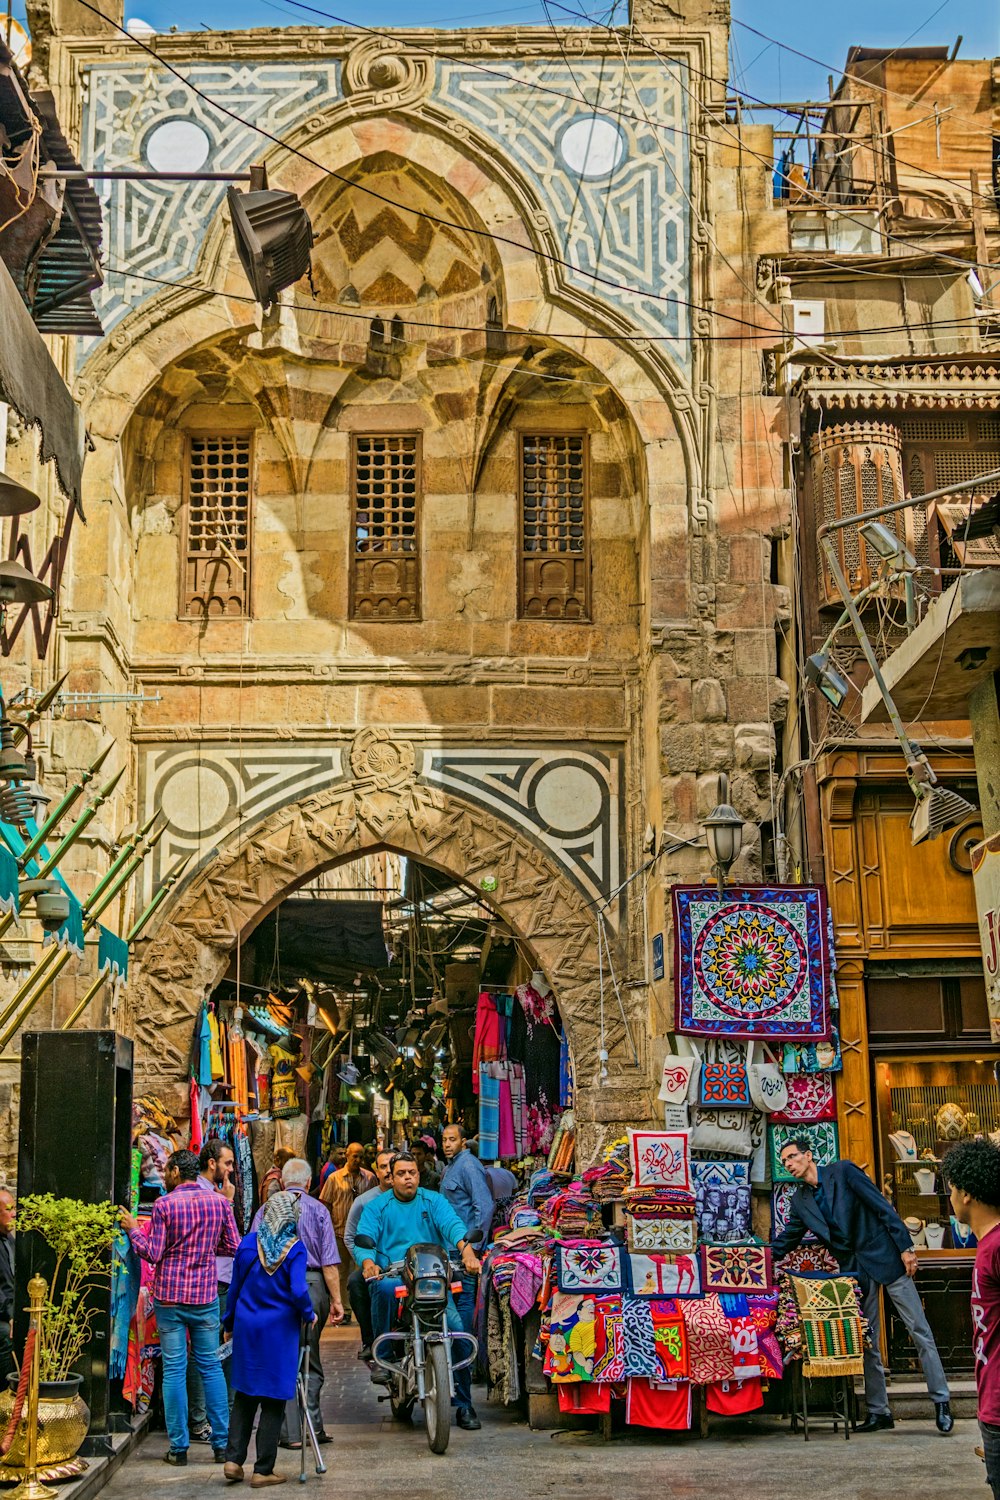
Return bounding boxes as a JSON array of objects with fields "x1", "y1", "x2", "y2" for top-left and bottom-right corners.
[
  {"x1": 370, "y1": 1277, "x2": 473, "y2": 1410},
  {"x1": 155, "y1": 1298, "x2": 230, "y2": 1454},
  {"x1": 187, "y1": 1283, "x2": 232, "y2": 1426}
]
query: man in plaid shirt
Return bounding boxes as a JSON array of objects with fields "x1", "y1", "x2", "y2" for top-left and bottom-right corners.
[{"x1": 121, "y1": 1148, "x2": 240, "y2": 1465}]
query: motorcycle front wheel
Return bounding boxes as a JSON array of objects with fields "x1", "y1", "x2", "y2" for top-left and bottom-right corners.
[{"x1": 423, "y1": 1341, "x2": 451, "y2": 1455}]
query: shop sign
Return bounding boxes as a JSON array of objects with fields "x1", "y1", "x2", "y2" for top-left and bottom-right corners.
[
  {"x1": 652, "y1": 932, "x2": 665, "y2": 981},
  {"x1": 972, "y1": 831, "x2": 1000, "y2": 1042}
]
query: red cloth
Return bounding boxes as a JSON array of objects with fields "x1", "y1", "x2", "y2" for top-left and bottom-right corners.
[
  {"x1": 705, "y1": 1377, "x2": 764, "y2": 1415},
  {"x1": 650, "y1": 1300, "x2": 688, "y2": 1380},
  {"x1": 472, "y1": 992, "x2": 503, "y2": 1094},
  {"x1": 189, "y1": 1079, "x2": 203, "y2": 1152},
  {"x1": 974, "y1": 1223, "x2": 1000, "y2": 1422},
  {"x1": 558, "y1": 1384, "x2": 612, "y2": 1414},
  {"x1": 127, "y1": 1181, "x2": 240, "y2": 1305},
  {"x1": 626, "y1": 1378, "x2": 691, "y2": 1430}
]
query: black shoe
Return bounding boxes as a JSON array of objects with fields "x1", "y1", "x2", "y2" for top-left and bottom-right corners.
[
  {"x1": 163, "y1": 1451, "x2": 188, "y2": 1466},
  {"x1": 456, "y1": 1406, "x2": 481, "y2": 1431},
  {"x1": 358, "y1": 1345, "x2": 373, "y2": 1362},
  {"x1": 856, "y1": 1412, "x2": 894, "y2": 1433},
  {"x1": 935, "y1": 1401, "x2": 954, "y2": 1434},
  {"x1": 316, "y1": 1432, "x2": 333, "y2": 1445},
  {"x1": 370, "y1": 1369, "x2": 392, "y2": 1388},
  {"x1": 213, "y1": 1449, "x2": 228, "y2": 1463},
  {"x1": 341, "y1": 1313, "x2": 352, "y2": 1326}
]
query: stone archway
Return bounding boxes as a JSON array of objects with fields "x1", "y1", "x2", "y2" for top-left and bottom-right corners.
[{"x1": 129, "y1": 738, "x2": 655, "y2": 1157}]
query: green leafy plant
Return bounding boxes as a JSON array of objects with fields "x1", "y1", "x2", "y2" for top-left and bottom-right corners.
[{"x1": 15, "y1": 1195, "x2": 119, "y2": 1382}]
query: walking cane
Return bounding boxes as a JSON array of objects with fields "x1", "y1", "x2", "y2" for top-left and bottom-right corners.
[{"x1": 297, "y1": 1322, "x2": 326, "y2": 1481}]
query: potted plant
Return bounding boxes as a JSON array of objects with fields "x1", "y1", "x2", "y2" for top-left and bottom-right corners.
[{"x1": 0, "y1": 1195, "x2": 119, "y2": 1475}]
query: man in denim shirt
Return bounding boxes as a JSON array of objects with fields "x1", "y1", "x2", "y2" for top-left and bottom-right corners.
[{"x1": 439, "y1": 1125, "x2": 494, "y2": 1431}]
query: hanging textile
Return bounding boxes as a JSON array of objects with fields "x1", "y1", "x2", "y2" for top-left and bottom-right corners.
[
  {"x1": 558, "y1": 1028, "x2": 574, "y2": 1109},
  {"x1": 626, "y1": 1378, "x2": 692, "y2": 1430},
  {"x1": 472, "y1": 992, "x2": 504, "y2": 1095},
  {"x1": 789, "y1": 1274, "x2": 866, "y2": 1377},
  {"x1": 680, "y1": 1293, "x2": 734, "y2": 1384},
  {"x1": 268, "y1": 1039, "x2": 300, "y2": 1117},
  {"x1": 705, "y1": 1377, "x2": 764, "y2": 1415},
  {"x1": 672, "y1": 884, "x2": 831, "y2": 1041},
  {"x1": 478, "y1": 1065, "x2": 501, "y2": 1163},
  {"x1": 207, "y1": 1010, "x2": 225, "y2": 1080},
  {"x1": 109, "y1": 1229, "x2": 140, "y2": 1380},
  {"x1": 122, "y1": 1259, "x2": 159, "y2": 1414},
  {"x1": 509, "y1": 991, "x2": 560, "y2": 1153},
  {"x1": 543, "y1": 1293, "x2": 598, "y2": 1382}
]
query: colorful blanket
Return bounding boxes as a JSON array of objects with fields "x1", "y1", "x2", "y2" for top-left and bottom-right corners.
[
  {"x1": 672, "y1": 884, "x2": 831, "y2": 1041},
  {"x1": 769, "y1": 1120, "x2": 840, "y2": 1182},
  {"x1": 650, "y1": 1300, "x2": 689, "y2": 1381},
  {"x1": 622, "y1": 1294, "x2": 658, "y2": 1378},
  {"x1": 701, "y1": 1243, "x2": 773, "y2": 1294},
  {"x1": 680, "y1": 1292, "x2": 735, "y2": 1385},
  {"x1": 790, "y1": 1274, "x2": 866, "y2": 1377},
  {"x1": 593, "y1": 1297, "x2": 626, "y2": 1382}
]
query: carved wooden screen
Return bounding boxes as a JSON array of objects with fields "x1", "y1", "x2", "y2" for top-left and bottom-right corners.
[
  {"x1": 182, "y1": 433, "x2": 253, "y2": 617},
  {"x1": 350, "y1": 433, "x2": 421, "y2": 620},
  {"x1": 901, "y1": 415, "x2": 1000, "y2": 569},
  {"x1": 807, "y1": 421, "x2": 907, "y2": 605},
  {"x1": 519, "y1": 432, "x2": 591, "y2": 620}
]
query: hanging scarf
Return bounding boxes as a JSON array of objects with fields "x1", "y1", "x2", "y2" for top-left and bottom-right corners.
[{"x1": 257, "y1": 1190, "x2": 301, "y2": 1274}]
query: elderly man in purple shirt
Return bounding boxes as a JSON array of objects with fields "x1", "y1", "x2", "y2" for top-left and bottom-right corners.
[{"x1": 250, "y1": 1157, "x2": 343, "y2": 1446}]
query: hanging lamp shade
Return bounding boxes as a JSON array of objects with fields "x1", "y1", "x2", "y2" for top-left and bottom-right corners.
[
  {"x1": 0, "y1": 560, "x2": 53, "y2": 604},
  {"x1": 0, "y1": 472, "x2": 41, "y2": 517}
]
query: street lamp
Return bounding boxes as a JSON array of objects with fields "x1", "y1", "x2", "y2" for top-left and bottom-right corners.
[
  {"x1": 701, "y1": 775, "x2": 744, "y2": 899},
  {"x1": 805, "y1": 651, "x2": 851, "y2": 710}
]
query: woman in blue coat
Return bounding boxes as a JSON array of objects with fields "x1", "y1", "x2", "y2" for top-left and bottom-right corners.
[{"x1": 222, "y1": 1192, "x2": 316, "y2": 1487}]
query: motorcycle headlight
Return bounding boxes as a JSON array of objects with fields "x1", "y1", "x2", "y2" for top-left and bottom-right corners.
[{"x1": 414, "y1": 1275, "x2": 446, "y2": 1303}]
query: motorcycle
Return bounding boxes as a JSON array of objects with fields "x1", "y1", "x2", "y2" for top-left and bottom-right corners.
[{"x1": 354, "y1": 1232, "x2": 480, "y2": 1455}]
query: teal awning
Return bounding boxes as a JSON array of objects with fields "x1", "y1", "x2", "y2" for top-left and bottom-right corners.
[{"x1": 98, "y1": 924, "x2": 128, "y2": 981}]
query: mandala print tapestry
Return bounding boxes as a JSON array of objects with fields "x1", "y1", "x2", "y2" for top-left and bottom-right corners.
[
  {"x1": 701, "y1": 1243, "x2": 774, "y2": 1294},
  {"x1": 628, "y1": 1129, "x2": 692, "y2": 1192},
  {"x1": 771, "y1": 1073, "x2": 837, "y2": 1124},
  {"x1": 692, "y1": 1159, "x2": 751, "y2": 1243},
  {"x1": 621, "y1": 1295, "x2": 658, "y2": 1378},
  {"x1": 628, "y1": 1217, "x2": 698, "y2": 1253},
  {"x1": 556, "y1": 1243, "x2": 624, "y2": 1295},
  {"x1": 672, "y1": 885, "x2": 831, "y2": 1041},
  {"x1": 626, "y1": 1252, "x2": 702, "y2": 1299},
  {"x1": 770, "y1": 1121, "x2": 840, "y2": 1182},
  {"x1": 789, "y1": 1274, "x2": 865, "y2": 1377}
]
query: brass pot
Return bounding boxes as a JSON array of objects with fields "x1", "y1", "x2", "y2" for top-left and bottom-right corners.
[{"x1": 0, "y1": 1372, "x2": 90, "y2": 1478}]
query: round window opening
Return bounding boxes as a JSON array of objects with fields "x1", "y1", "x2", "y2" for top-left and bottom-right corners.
[
  {"x1": 559, "y1": 116, "x2": 627, "y2": 180},
  {"x1": 145, "y1": 119, "x2": 211, "y2": 174}
]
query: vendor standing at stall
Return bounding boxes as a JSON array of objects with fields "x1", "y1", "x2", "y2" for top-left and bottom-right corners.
[{"x1": 439, "y1": 1124, "x2": 493, "y2": 1431}]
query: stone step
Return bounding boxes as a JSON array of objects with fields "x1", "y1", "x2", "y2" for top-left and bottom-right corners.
[{"x1": 880, "y1": 1379, "x2": 977, "y2": 1420}]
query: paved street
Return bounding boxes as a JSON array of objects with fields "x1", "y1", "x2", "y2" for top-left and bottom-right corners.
[{"x1": 102, "y1": 1326, "x2": 989, "y2": 1500}]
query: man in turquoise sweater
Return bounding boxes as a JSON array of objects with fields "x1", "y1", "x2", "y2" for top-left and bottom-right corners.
[{"x1": 357, "y1": 1154, "x2": 481, "y2": 1429}]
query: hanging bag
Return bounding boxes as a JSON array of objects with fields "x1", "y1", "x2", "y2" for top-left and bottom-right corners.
[
  {"x1": 689, "y1": 1042, "x2": 754, "y2": 1157},
  {"x1": 749, "y1": 1045, "x2": 788, "y2": 1114},
  {"x1": 697, "y1": 1041, "x2": 754, "y2": 1111}
]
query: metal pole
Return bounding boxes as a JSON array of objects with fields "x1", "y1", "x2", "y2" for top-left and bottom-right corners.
[
  {"x1": 59, "y1": 970, "x2": 107, "y2": 1031},
  {"x1": 18, "y1": 742, "x2": 115, "y2": 866},
  {"x1": 817, "y1": 467, "x2": 1000, "y2": 537},
  {"x1": 35, "y1": 767, "x2": 126, "y2": 878}
]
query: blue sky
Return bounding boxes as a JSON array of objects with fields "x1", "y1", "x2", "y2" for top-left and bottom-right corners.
[{"x1": 12, "y1": 0, "x2": 998, "y2": 101}]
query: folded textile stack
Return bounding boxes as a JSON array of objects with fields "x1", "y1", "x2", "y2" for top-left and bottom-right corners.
[
  {"x1": 541, "y1": 1185, "x2": 600, "y2": 1236},
  {"x1": 583, "y1": 1140, "x2": 631, "y2": 1203},
  {"x1": 622, "y1": 1186, "x2": 697, "y2": 1219}
]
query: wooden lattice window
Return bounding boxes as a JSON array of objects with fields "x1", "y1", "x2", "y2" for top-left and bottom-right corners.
[
  {"x1": 519, "y1": 433, "x2": 590, "y2": 620},
  {"x1": 182, "y1": 433, "x2": 252, "y2": 617},
  {"x1": 350, "y1": 434, "x2": 421, "y2": 620}
]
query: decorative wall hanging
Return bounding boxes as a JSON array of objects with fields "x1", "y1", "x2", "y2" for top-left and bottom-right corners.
[
  {"x1": 771, "y1": 1073, "x2": 836, "y2": 1124},
  {"x1": 628, "y1": 1217, "x2": 698, "y2": 1253},
  {"x1": 592, "y1": 1298, "x2": 625, "y2": 1382},
  {"x1": 543, "y1": 1293, "x2": 598, "y2": 1382},
  {"x1": 672, "y1": 885, "x2": 831, "y2": 1040},
  {"x1": 769, "y1": 1120, "x2": 840, "y2": 1182},
  {"x1": 621, "y1": 1295, "x2": 658, "y2": 1378},
  {"x1": 650, "y1": 1301, "x2": 689, "y2": 1381},
  {"x1": 692, "y1": 1160, "x2": 751, "y2": 1243},
  {"x1": 698, "y1": 1060, "x2": 753, "y2": 1110},
  {"x1": 626, "y1": 1252, "x2": 702, "y2": 1299},
  {"x1": 789, "y1": 1274, "x2": 866, "y2": 1377},
  {"x1": 701, "y1": 1243, "x2": 774, "y2": 1294},
  {"x1": 679, "y1": 1293, "x2": 735, "y2": 1384},
  {"x1": 628, "y1": 1129, "x2": 691, "y2": 1192},
  {"x1": 689, "y1": 1109, "x2": 753, "y2": 1158},
  {"x1": 657, "y1": 1053, "x2": 695, "y2": 1104},
  {"x1": 555, "y1": 1243, "x2": 624, "y2": 1295}
]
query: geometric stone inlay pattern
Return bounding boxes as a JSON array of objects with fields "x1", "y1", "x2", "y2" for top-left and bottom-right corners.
[
  {"x1": 80, "y1": 54, "x2": 689, "y2": 365},
  {"x1": 140, "y1": 739, "x2": 622, "y2": 908}
]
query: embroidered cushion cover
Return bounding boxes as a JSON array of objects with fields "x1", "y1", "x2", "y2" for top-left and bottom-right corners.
[
  {"x1": 672, "y1": 884, "x2": 831, "y2": 1041},
  {"x1": 555, "y1": 1243, "x2": 624, "y2": 1295},
  {"x1": 628, "y1": 1217, "x2": 698, "y2": 1253},
  {"x1": 771, "y1": 1072, "x2": 836, "y2": 1124},
  {"x1": 626, "y1": 1252, "x2": 702, "y2": 1299},
  {"x1": 698, "y1": 1061, "x2": 753, "y2": 1109},
  {"x1": 628, "y1": 1129, "x2": 692, "y2": 1192},
  {"x1": 701, "y1": 1243, "x2": 774, "y2": 1294}
]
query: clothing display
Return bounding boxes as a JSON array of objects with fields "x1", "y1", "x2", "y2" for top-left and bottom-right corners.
[{"x1": 672, "y1": 884, "x2": 832, "y2": 1041}]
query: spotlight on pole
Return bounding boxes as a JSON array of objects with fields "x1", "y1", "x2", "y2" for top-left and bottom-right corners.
[
  {"x1": 804, "y1": 651, "x2": 851, "y2": 710},
  {"x1": 226, "y1": 163, "x2": 313, "y2": 311}
]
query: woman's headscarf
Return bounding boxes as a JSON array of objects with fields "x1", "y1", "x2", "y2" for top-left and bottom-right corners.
[{"x1": 256, "y1": 1189, "x2": 301, "y2": 1274}]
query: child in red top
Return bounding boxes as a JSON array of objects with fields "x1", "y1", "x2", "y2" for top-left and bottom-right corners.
[{"x1": 945, "y1": 1137, "x2": 1000, "y2": 1498}]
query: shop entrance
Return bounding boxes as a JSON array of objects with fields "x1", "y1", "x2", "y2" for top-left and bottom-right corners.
[{"x1": 201, "y1": 851, "x2": 572, "y2": 1165}]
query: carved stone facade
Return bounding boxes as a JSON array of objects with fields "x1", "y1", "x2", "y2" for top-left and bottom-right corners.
[{"x1": 0, "y1": 0, "x2": 789, "y2": 1149}]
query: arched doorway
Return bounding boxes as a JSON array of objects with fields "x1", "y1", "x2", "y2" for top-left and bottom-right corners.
[{"x1": 128, "y1": 739, "x2": 654, "y2": 1160}]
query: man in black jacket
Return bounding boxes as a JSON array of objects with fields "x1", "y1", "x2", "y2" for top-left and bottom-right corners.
[{"x1": 773, "y1": 1135, "x2": 952, "y2": 1434}]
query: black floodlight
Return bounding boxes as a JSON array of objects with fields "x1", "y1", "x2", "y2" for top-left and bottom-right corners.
[{"x1": 226, "y1": 164, "x2": 313, "y2": 310}]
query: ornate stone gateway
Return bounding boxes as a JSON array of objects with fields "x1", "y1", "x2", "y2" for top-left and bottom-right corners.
[{"x1": 131, "y1": 731, "x2": 653, "y2": 1156}]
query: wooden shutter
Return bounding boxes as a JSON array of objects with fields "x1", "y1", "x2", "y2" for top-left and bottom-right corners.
[
  {"x1": 519, "y1": 432, "x2": 590, "y2": 621},
  {"x1": 350, "y1": 434, "x2": 421, "y2": 620},
  {"x1": 181, "y1": 433, "x2": 252, "y2": 618}
]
